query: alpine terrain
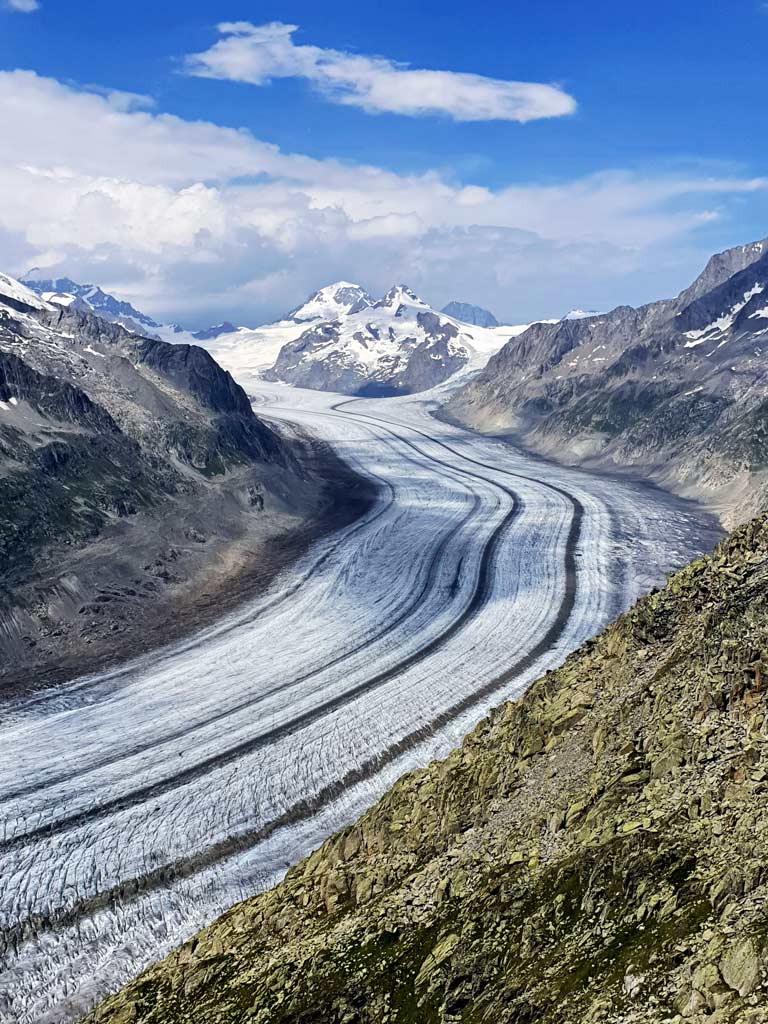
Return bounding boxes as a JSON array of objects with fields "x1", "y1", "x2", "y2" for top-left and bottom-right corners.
[
  {"x1": 440, "y1": 301, "x2": 500, "y2": 328},
  {"x1": 0, "y1": 273, "x2": 372, "y2": 691},
  {"x1": 3, "y1": 4, "x2": 768, "y2": 1024},
  {"x1": 445, "y1": 238, "x2": 768, "y2": 525},
  {"x1": 22, "y1": 274, "x2": 240, "y2": 345},
  {"x1": 84, "y1": 499, "x2": 768, "y2": 1024},
  {"x1": 22, "y1": 274, "x2": 166, "y2": 338},
  {"x1": 5, "y1": 241, "x2": 767, "y2": 1024},
  {"x1": 20, "y1": 278, "x2": 530, "y2": 398},
  {"x1": 0, "y1": 372, "x2": 718, "y2": 1023},
  {"x1": 199, "y1": 282, "x2": 384, "y2": 388},
  {"x1": 260, "y1": 283, "x2": 522, "y2": 396}
]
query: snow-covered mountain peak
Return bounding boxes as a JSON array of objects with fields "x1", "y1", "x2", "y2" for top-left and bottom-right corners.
[
  {"x1": 0, "y1": 272, "x2": 54, "y2": 312},
  {"x1": 21, "y1": 274, "x2": 161, "y2": 335},
  {"x1": 289, "y1": 282, "x2": 373, "y2": 322},
  {"x1": 561, "y1": 309, "x2": 603, "y2": 321},
  {"x1": 261, "y1": 282, "x2": 532, "y2": 396},
  {"x1": 373, "y1": 284, "x2": 429, "y2": 313}
]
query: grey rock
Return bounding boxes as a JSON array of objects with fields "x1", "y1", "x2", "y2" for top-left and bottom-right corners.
[
  {"x1": 441, "y1": 301, "x2": 499, "y2": 328},
  {"x1": 445, "y1": 238, "x2": 768, "y2": 525}
]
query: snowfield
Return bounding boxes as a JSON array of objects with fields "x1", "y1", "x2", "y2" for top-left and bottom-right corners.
[{"x1": 0, "y1": 383, "x2": 720, "y2": 1023}]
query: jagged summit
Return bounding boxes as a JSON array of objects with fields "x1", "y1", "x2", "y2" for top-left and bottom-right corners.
[
  {"x1": 373, "y1": 284, "x2": 429, "y2": 312},
  {"x1": 20, "y1": 274, "x2": 253, "y2": 346},
  {"x1": 676, "y1": 236, "x2": 768, "y2": 308},
  {"x1": 22, "y1": 273, "x2": 162, "y2": 336}
]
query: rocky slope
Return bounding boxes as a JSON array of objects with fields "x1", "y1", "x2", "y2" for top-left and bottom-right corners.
[
  {"x1": 84, "y1": 502, "x2": 768, "y2": 1024},
  {"x1": 22, "y1": 273, "x2": 164, "y2": 338},
  {"x1": 445, "y1": 237, "x2": 768, "y2": 526},
  {"x1": 0, "y1": 275, "x2": 373, "y2": 693}
]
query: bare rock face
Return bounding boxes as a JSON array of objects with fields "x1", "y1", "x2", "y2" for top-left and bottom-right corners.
[
  {"x1": 445, "y1": 239, "x2": 768, "y2": 525},
  {"x1": 675, "y1": 237, "x2": 768, "y2": 308},
  {"x1": 85, "y1": 509, "x2": 768, "y2": 1024}
]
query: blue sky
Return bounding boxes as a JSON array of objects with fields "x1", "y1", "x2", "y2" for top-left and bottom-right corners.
[{"x1": 1, "y1": 0, "x2": 767, "y2": 326}]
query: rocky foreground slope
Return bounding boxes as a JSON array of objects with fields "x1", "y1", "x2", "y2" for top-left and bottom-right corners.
[
  {"x1": 445, "y1": 237, "x2": 768, "y2": 525},
  {"x1": 85, "y1": 507, "x2": 768, "y2": 1023},
  {"x1": 0, "y1": 275, "x2": 371, "y2": 692}
]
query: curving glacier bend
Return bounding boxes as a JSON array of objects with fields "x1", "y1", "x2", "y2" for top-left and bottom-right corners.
[{"x1": 0, "y1": 383, "x2": 721, "y2": 1024}]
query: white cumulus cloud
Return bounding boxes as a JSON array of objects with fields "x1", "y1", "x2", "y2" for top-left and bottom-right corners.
[
  {"x1": 185, "y1": 21, "x2": 577, "y2": 123},
  {"x1": 4, "y1": 0, "x2": 39, "y2": 10},
  {"x1": 0, "y1": 70, "x2": 765, "y2": 327}
]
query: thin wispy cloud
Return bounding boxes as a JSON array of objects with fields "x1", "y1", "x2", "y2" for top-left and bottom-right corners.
[
  {"x1": 4, "y1": 0, "x2": 40, "y2": 11},
  {"x1": 185, "y1": 21, "x2": 577, "y2": 123}
]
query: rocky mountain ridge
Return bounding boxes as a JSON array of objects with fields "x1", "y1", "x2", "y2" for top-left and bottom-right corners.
[
  {"x1": 18, "y1": 277, "x2": 521, "y2": 396},
  {"x1": 84, "y1": 492, "x2": 768, "y2": 1024},
  {"x1": 22, "y1": 273, "x2": 164, "y2": 338},
  {"x1": 0, "y1": 273, "x2": 372, "y2": 692},
  {"x1": 445, "y1": 236, "x2": 768, "y2": 526},
  {"x1": 22, "y1": 274, "x2": 244, "y2": 346}
]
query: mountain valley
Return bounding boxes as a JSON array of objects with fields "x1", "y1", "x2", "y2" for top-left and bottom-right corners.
[
  {"x1": 445, "y1": 238, "x2": 768, "y2": 526},
  {"x1": 3, "y1": 237, "x2": 767, "y2": 1024},
  {"x1": 0, "y1": 275, "x2": 373, "y2": 693},
  {"x1": 84, "y1": 498, "x2": 768, "y2": 1024}
]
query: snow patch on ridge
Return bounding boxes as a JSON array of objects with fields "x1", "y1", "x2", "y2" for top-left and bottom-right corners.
[
  {"x1": 684, "y1": 283, "x2": 765, "y2": 346},
  {"x1": 0, "y1": 273, "x2": 54, "y2": 312}
]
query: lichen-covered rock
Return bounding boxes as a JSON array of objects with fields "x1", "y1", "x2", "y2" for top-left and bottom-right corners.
[{"x1": 84, "y1": 513, "x2": 768, "y2": 1024}]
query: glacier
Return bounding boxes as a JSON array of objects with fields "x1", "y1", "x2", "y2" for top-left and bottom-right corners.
[{"x1": 0, "y1": 383, "x2": 721, "y2": 1023}]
